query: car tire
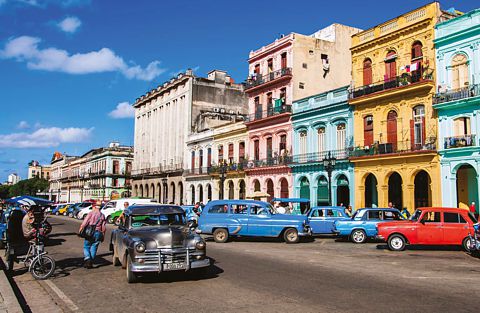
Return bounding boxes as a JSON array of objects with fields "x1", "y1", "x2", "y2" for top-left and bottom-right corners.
[
  {"x1": 213, "y1": 229, "x2": 228, "y2": 243},
  {"x1": 388, "y1": 234, "x2": 406, "y2": 251},
  {"x1": 351, "y1": 229, "x2": 367, "y2": 244},
  {"x1": 68, "y1": 212, "x2": 73, "y2": 218},
  {"x1": 112, "y1": 246, "x2": 121, "y2": 266},
  {"x1": 107, "y1": 215, "x2": 114, "y2": 224},
  {"x1": 462, "y1": 237, "x2": 472, "y2": 252},
  {"x1": 126, "y1": 256, "x2": 138, "y2": 284},
  {"x1": 55, "y1": 212, "x2": 59, "y2": 216},
  {"x1": 283, "y1": 228, "x2": 299, "y2": 244}
]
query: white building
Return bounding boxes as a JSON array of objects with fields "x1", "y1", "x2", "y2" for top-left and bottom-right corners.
[{"x1": 7, "y1": 173, "x2": 21, "y2": 185}]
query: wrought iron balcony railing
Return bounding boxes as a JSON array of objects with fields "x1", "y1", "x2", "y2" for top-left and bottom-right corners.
[
  {"x1": 348, "y1": 138, "x2": 437, "y2": 158},
  {"x1": 131, "y1": 163, "x2": 184, "y2": 176},
  {"x1": 443, "y1": 135, "x2": 476, "y2": 149},
  {"x1": 433, "y1": 84, "x2": 479, "y2": 105},
  {"x1": 244, "y1": 155, "x2": 292, "y2": 170},
  {"x1": 245, "y1": 67, "x2": 292, "y2": 90},
  {"x1": 349, "y1": 71, "x2": 433, "y2": 100},
  {"x1": 245, "y1": 104, "x2": 292, "y2": 122},
  {"x1": 290, "y1": 150, "x2": 349, "y2": 164}
]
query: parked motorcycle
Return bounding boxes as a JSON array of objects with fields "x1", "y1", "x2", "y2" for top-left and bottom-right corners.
[{"x1": 467, "y1": 223, "x2": 480, "y2": 256}]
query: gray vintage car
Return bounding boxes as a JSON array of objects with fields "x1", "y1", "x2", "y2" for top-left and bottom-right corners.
[{"x1": 109, "y1": 204, "x2": 210, "y2": 283}]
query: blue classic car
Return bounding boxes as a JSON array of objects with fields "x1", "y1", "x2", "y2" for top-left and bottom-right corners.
[
  {"x1": 181, "y1": 205, "x2": 202, "y2": 227},
  {"x1": 333, "y1": 208, "x2": 404, "y2": 243},
  {"x1": 306, "y1": 206, "x2": 351, "y2": 235},
  {"x1": 197, "y1": 200, "x2": 311, "y2": 244}
]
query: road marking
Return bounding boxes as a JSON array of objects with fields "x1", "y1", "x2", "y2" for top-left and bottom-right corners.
[{"x1": 44, "y1": 280, "x2": 79, "y2": 311}]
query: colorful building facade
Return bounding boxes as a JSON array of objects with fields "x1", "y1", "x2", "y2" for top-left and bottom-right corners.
[
  {"x1": 290, "y1": 86, "x2": 355, "y2": 208},
  {"x1": 434, "y1": 8, "x2": 480, "y2": 210},
  {"x1": 244, "y1": 24, "x2": 361, "y2": 201},
  {"x1": 348, "y1": 3, "x2": 459, "y2": 211}
]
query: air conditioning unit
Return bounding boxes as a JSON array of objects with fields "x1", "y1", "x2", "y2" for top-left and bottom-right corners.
[
  {"x1": 229, "y1": 110, "x2": 234, "y2": 114},
  {"x1": 220, "y1": 108, "x2": 226, "y2": 113},
  {"x1": 213, "y1": 108, "x2": 220, "y2": 113}
]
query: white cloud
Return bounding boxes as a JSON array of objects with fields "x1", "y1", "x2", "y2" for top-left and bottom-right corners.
[
  {"x1": 0, "y1": 0, "x2": 7, "y2": 6},
  {"x1": 0, "y1": 36, "x2": 166, "y2": 81},
  {"x1": 0, "y1": 127, "x2": 94, "y2": 148},
  {"x1": 57, "y1": 16, "x2": 81, "y2": 33},
  {"x1": 16, "y1": 121, "x2": 30, "y2": 129},
  {"x1": 109, "y1": 102, "x2": 134, "y2": 119}
]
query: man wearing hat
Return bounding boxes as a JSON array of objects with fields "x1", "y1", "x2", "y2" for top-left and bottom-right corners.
[{"x1": 79, "y1": 200, "x2": 106, "y2": 269}]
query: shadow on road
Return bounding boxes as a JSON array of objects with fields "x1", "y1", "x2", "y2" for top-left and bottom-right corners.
[
  {"x1": 137, "y1": 260, "x2": 223, "y2": 284},
  {"x1": 51, "y1": 252, "x2": 113, "y2": 278},
  {"x1": 204, "y1": 236, "x2": 315, "y2": 244},
  {"x1": 48, "y1": 232, "x2": 78, "y2": 238},
  {"x1": 375, "y1": 244, "x2": 464, "y2": 252}
]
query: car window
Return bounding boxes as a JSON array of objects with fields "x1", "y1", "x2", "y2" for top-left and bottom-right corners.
[
  {"x1": 312, "y1": 209, "x2": 324, "y2": 217},
  {"x1": 208, "y1": 204, "x2": 229, "y2": 214},
  {"x1": 421, "y1": 212, "x2": 441, "y2": 223},
  {"x1": 250, "y1": 205, "x2": 268, "y2": 216},
  {"x1": 368, "y1": 210, "x2": 381, "y2": 220},
  {"x1": 384, "y1": 210, "x2": 402, "y2": 220},
  {"x1": 468, "y1": 212, "x2": 477, "y2": 224},
  {"x1": 104, "y1": 202, "x2": 116, "y2": 209},
  {"x1": 130, "y1": 214, "x2": 185, "y2": 228},
  {"x1": 232, "y1": 204, "x2": 248, "y2": 214},
  {"x1": 444, "y1": 212, "x2": 466, "y2": 224}
]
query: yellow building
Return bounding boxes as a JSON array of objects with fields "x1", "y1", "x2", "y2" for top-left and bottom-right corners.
[{"x1": 348, "y1": 3, "x2": 459, "y2": 211}]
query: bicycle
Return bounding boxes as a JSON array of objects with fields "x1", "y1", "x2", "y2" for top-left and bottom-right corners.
[{"x1": 6, "y1": 228, "x2": 56, "y2": 280}]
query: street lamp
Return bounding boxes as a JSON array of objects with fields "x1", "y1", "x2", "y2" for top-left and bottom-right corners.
[
  {"x1": 219, "y1": 161, "x2": 228, "y2": 200},
  {"x1": 323, "y1": 151, "x2": 336, "y2": 206}
]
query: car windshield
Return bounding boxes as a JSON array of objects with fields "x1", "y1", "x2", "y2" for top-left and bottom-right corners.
[
  {"x1": 129, "y1": 213, "x2": 186, "y2": 228},
  {"x1": 411, "y1": 210, "x2": 422, "y2": 221}
]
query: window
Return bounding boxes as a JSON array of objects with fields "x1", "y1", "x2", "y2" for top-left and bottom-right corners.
[
  {"x1": 112, "y1": 160, "x2": 120, "y2": 174},
  {"x1": 125, "y1": 162, "x2": 132, "y2": 175},
  {"x1": 239, "y1": 142, "x2": 245, "y2": 162},
  {"x1": 336, "y1": 123, "x2": 346, "y2": 151},
  {"x1": 451, "y1": 54, "x2": 469, "y2": 89},
  {"x1": 453, "y1": 117, "x2": 471, "y2": 136},
  {"x1": 218, "y1": 146, "x2": 223, "y2": 163},
  {"x1": 281, "y1": 52, "x2": 287, "y2": 69},
  {"x1": 267, "y1": 92, "x2": 273, "y2": 116},
  {"x1": 364, "y1": 115, "x2": 374, "y2": 147},
  {"x1": 318, "y1": 127, "x2": 325, "y2": 153},
  {"x1": 266, "y1": 137, "x2": 273, "y2": 159},
  {"x1": 385, "y1": 51, "x2": 397, "y2": 81},
  {"x1": 255, "y1": 97, "x2": 262, "y2": 119},
  {"x1": 254, "y1": 64, "x2": 260, "y2": 75},
  {"x1": 444, "y1": 212, "x2": 466, "y2": 223},
  {"x1": 299, "y1": 82, "x2": 305, "y2": 89},
  {"x1": 368, "y1": 210, "x2": 381, "y2": 220},
  {"x1": 383, "y1": 211, "x2": 402, "y2": 220},
  {"x1": 363, "y1": 58, "x2": 372, "y2": 85},
  {"x1": 199, "y1": 149, "x2": 203, "y2": 168},
  {"x1": 299, "y1": 131, "x2": 307, "y2": 155},
  {"x1": 280, "y1": 88, "x2": 286, "y2": 105},
  {"x1": 254, "y1": 140, "x2": 260, "y2": 160},
  {"x1": 411, "y1": 105, "x2": 425, "y2": 147},
  {"x1": 208, "y1": 204, "x2": 229, "y2": 214},
  {"x1": 279, "y1": 135, "x2": 287, "y2": 153},
  {"x1": 191, "y1": 151, "x2": 195, "y2": 170},
  {"x1": 207, "y1": 148, "x2": 212, "y2": 167},
  {"x1": 411, "y1": 41, "x2": 423, "y2": 82},
  {"x1": 312, "y1": 209, "x2": 324, "y2": 217},
  {"x1": 232, "y1": 204, "x2": 248, "y2": 214},
  {"x1": 250, "y1": 205, "x2": 268, "y2": 216},
  {"x1": 267, "y1": 58, "x2": 273, "y2": 73},
  {"x1": 302, "y1": 63, "x2": 307, "y2": 69},
  {"x1": 421, "y1": 212, "x2": 441, "y2": 223},
  {"x1": 228, "y1": 143, "x2": 234, "y2": 163}
]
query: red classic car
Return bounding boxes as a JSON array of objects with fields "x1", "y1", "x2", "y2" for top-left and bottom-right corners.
[{"x1": 377, "y1": 207, "x2": 477, "y2": 251}]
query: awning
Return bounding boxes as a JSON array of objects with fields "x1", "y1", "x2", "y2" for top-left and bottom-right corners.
[{"x1": 5, "y1": 196, "x2": 53, "y2": 206}]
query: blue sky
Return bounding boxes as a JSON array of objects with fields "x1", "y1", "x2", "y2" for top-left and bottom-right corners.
[{"x1": 0, "y1": 0, "x2": 478, "y2": 182}]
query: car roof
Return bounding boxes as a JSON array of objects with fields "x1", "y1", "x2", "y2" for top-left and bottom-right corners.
[
  {"x1": 416, "y1": 207, "x2": 469, "y2": 213},
  {"x1": 125, "y1": 204, "x2": 184, "y2": 215},
  {"x1": 207, "y1": 199, "x2": 268, "y2": 206},
  {"x1": 311, "y1": 206, "x2": 345, "y2": 210},
  {"x1": 357, "y1": 207, "x2": 397, "y2": 211}
]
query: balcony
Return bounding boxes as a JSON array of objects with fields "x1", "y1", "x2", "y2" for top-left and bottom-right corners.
[
  {"x1": 245, "y1": 104, "x2": 292, "y2": 123},
  {"x1": 433, "y1": 84, "x2": 479, "y2": 105},
  {"x1": 184, "y1": 167, "x2": 211, "y2": 176},
  {"x1": 443, "y1": 135, "x2": 476, "y2": 149},
  {"x1": 244, "y1": 155, "x2": 292, "y2": 170},
  {"x1": 131, "y1": 163, "x2": 184, "y2": 177},
  {"x1": 349, "y1": 139, "x2": 437, "y2": 159},
  {"x1": 290, "y1": 150, "x2": 349, "y2": 164},
  {"x1": 349, "y1": 72, "x2": 433, "y2": 101},
  {"x1": 245, "y1": 67, "x2": 292, "y2": 91}
]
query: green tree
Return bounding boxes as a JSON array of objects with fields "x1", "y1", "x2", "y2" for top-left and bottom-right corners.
[{"x1": 8, "y1": 177, "x2": 49, "y2": 198}]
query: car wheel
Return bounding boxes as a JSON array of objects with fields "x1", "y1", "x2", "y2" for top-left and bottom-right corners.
[
  {"x1": 213, "y1": 229, "x2": 228, "y2": 243},
  {"x1": 126, "y1": 256, "x2": 138, "y2": 284},
  {"x1": 462, "y1": 237, "x2": 472, "y2": 252},
  {"x1": 55, "y1": 212, "x2": 59, "y2": 216},
  {"x1": 107, "y1": 215, "x2": 114, "y2": 224},
  {"x1": 388, "y1": 234, "x2": 406, "y2": 251},
  {"x1": 112, "y1": 246, "x2": 121, "y2": 266},
  {"x1": 113, "y1": 217, "x2": 118, "y2": 225},
  {"x1": 283, "y1": 228, "x2": 299, "y2": 244},
  {"x1": 351, "y1": 229, "x2": 367, "y2": 244}
]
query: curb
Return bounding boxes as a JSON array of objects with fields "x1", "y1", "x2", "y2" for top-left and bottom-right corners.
[{"x1": 0, "y1": 257, "x2": 23, "y2": 313}]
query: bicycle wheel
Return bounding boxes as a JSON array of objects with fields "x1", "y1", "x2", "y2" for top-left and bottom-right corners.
[{"x1": 30, "y1": 255, "x2": 55, "y2": 280}]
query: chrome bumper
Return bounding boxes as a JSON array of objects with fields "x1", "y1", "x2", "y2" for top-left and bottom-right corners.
[{"x1": 130, "y1": 258, "x2": 210, "y2": 273}]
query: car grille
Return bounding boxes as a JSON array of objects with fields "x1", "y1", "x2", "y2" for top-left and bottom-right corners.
[{"x1": 136, "y1": 248, "x2": 195, "y2": 265}]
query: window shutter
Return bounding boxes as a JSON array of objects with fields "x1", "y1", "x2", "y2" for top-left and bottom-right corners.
[
  {"x1": 410, "y1": 119, "x2": 415, "y2": 150},
  {"x1": 421, "y1": 117, "x2": 426, "y2": 146}
]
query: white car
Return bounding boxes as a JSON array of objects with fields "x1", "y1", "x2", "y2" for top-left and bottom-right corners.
[
  {"x1": 77, "y1": 205, "x2": 93, "y2": 219},
  {"x1": 101, "y1": 198, "x2": 157, "y2": 224}
]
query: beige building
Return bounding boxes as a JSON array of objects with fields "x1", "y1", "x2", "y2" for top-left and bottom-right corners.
[
  {"x1": 132, "y1": 69, "x2": 247, "y2": 204},
  {"x1": 27, "y1": 161, "x2": 51, "y2": 180}
]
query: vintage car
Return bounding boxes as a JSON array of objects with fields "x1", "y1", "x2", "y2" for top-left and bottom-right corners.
[
  {"x1": 197, "y1": 200, "x2": 311, "y2": 244},
  {"x1": 181, "y1": 205, "x2": 202, "y2": 227},
  {"x1": 110, "y1": 204, "x2": 210, "y2": 283},
  {"x1": 306, "y1": 206, "x2": 351, "y2": 235},
  {"x1": 334, "y1": 208, "x2": 404, "y2": 243},
  {"x1": 377, "y1": 207, "x2": 477, "y2": 251}
]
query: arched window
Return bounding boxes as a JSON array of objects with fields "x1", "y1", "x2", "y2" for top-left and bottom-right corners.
[
  {"x1": 317, "y1": 127, "x2": 325, "y2": 153},
  {"x1": 363, "y1": 115, "x2": 374, "y2": 147},
  {"x1": 451, "y1": 54, "x2": 469, "y2": 90},
  {"x1": 299, "y1": 131, "x2": 307, "y2": 155},
  {"x1": 336, "y1": 123, "x2": 346, "y2": 152},
  {"x1": 411, "y1": 105, "x2": 425, "y2": 150},
  {"x1": 385, "y1": 51, "x2": 397, "y2": 81},
  {"x1": 387, "y1": 111, "x2": 398, "y2": 151},
  {"x1": 411, "y1": 41, "x2": 423, "y2": 82},
  {"x1": 363, "y1": 58, "x2": 372, "y2": 85}
]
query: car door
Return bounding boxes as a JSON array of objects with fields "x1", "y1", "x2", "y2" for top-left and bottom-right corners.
[
  {"x1": 247, "y1": 204, "x2": 272, "y2": 236},
  {"x1": 442, "y1": 212, "x2": 469, "y2": 244},
  {"x1": 416, "y1": 211, "x2": 443, "y2": 244},
  {"x1": 309, "y1": 208, "x2": 326, "y2": 234},
  {"x1": 365, "y1": 210, "x2": 381, "y2": 236},
  {"x1": 230, "y1": 204, "x2": 249, "y2": 236}
]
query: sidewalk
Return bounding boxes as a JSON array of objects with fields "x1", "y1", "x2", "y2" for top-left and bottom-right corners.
[{"x1": 0, "y1": 261, "x2": 22, "y2": 313}]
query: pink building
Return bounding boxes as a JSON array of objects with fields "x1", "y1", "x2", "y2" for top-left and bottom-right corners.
[{"x1": 244, "y1": 24, "x2": 362, "y2": 201}]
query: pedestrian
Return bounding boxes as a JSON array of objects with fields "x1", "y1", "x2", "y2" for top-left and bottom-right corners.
[
  {"x1": 79, "y1": 201, "x2": 106, "y2": 269},
  {"x1": 388, "y1": 202, "x2": 393, "y2": 208},
  {"x1": 346, "y1": 205, "x2": 353, "y2": 217},
  {"x1": 116, "y1": 201, "x2": 129, "y2": 225},
  {"x1": 193, "y1": 202, "x2": 201, "y2": 216},
  {"x1": 400, "y1": 207, "x2": 411, "y2": 219}
]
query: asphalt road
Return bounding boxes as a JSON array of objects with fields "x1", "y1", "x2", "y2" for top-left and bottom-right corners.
[{"x1": 10, "y1": 216, "x2": 479, "y2": 313}]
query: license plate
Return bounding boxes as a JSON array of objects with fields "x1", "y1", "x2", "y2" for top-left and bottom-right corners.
[{"x1": 164, "y1": 262, "x2": 186, "y2": 271}]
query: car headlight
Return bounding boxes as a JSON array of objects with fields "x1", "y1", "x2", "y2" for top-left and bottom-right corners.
[
  {"x1": 135, "y1": 242, "x2": 146, "y2": 253},
  {"x1": 195, "y1": 240, "x2": 206, "y2": 250}
]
